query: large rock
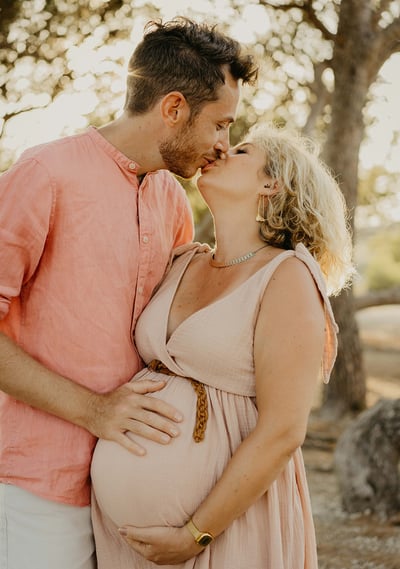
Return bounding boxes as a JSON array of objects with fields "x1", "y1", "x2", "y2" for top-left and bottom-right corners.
[{"x1": 334, "y1": 398, "x2": 400, "y2": 518}]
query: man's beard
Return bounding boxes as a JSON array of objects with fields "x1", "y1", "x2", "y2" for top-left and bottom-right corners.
[{"x1": 159, "y1": 125, "x2": 200, "y2": 179}]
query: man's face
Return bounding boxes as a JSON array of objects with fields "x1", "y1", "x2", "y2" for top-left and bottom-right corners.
[{"x1": 159, "y1": 74, "x2": 240, "y2": 179}]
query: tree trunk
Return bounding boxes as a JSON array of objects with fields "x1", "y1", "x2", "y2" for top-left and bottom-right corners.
[
  {"x1": 322, "y1": 290, "x2": 366, "y2": 415},
  {"x1": 320, "y1": 0, "x2": 379, "y2": 416}
]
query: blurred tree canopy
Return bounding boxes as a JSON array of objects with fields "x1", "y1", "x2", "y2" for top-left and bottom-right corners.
[
  {"x1": 366, "y1": 228, "x2": 400, "y2": 291},
  {"x1": 0, "y1": 0, "x2": 156, "y2": 167},
  {"x1": 1, "y1": 0, "x2": 400, "y2": 417}
]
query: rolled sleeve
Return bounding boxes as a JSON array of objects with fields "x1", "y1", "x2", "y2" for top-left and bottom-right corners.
[{"x1": 0, "y1": 157, "x2": 54, "y2": 319}]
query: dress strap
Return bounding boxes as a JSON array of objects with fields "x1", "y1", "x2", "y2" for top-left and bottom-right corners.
[
  {"x1": 293, "y1": 244, "x2": 339, "y2": 383},
  {"x1": 256, "y1": 244, "x2": 339, "y2": 384}
]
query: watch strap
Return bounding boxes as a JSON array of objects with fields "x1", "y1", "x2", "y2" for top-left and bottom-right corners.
[{"x1": 185, "y1": 518, "x2": 214, "y2": 546}]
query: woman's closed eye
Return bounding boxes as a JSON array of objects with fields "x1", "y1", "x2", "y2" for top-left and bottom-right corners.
[{"x1": 234, "y1": 142, "x2": 254, "y2": 154}]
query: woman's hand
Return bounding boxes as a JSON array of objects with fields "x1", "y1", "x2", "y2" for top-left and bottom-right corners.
[{"x1": 118, "y1": 524, "x2": 204, "y2": 565}]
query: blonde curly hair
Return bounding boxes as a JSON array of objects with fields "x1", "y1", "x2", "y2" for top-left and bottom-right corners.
[{"x1": 246, "y1": 123, "x2": 355, "y2": 295}]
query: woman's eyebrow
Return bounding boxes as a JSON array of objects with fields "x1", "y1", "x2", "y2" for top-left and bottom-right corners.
[{"x1": 233, "y1": 142, "x2": 254, "y2": 150}]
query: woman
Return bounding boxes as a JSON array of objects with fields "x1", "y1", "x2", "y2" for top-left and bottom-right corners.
[{"x1": 91, "y1": 123, "x2": 353, "y2": 568}]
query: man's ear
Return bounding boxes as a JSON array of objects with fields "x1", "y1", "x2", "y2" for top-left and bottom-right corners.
[{"x1": 160, "y1": 92, "x2": 189, "y2": 126}]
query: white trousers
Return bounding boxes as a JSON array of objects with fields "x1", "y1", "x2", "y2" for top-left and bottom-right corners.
[{"x1": 0, "y1": 483, "x2": 96, "y2": 569}]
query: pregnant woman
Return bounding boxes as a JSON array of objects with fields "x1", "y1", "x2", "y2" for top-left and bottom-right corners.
[{"x1": 91, "y1": 123, "x2": 354, "y2": 568}]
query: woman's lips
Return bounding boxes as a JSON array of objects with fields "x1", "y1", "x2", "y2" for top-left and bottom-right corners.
[{"x1": 200, "y1": 159, "x2": 217, "y2": 173}]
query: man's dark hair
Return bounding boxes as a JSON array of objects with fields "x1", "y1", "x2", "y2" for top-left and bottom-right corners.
[{"x1": 124, "y1": 18, "x2": 258, "y2": 118}]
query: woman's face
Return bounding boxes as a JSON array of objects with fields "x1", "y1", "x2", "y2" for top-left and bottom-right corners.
[{"x1": 197, "y1": 142, "x2": 270, "y2": 201}]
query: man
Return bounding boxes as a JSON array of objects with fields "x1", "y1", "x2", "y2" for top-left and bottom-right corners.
[{"x1": 0, "y1": 17, "x2": 257, "y2": 569}]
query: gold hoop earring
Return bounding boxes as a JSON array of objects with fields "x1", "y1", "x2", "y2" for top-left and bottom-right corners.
[{"x1": 256, "y1": 194, "x2": 266, "y2": 222}]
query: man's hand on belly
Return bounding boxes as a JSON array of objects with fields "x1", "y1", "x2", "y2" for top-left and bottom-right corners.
[{"x1": 86, "y1": 380, "x2": 183, "y2": 455}]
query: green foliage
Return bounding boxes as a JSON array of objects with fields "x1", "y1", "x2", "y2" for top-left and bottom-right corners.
[
  {"x1": 357, "y1": 165, "x2": 400, "y2": 227},
  {"x1": 365, "y1": 228, "x2": 400, "y2": 290},
  {"x1": 175, "y1": 175, "x2": 208, "y2": 225},
  {"x1": 358, "y1": 165, "x2": 398, "y2": 204}
]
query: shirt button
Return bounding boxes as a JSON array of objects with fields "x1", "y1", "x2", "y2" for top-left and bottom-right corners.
[
  {"x1": 128, "y1": 163, "x2": 136, "y2": 170},
  {"x1": 142, "y1": 235, "x2": 149, "y2": 244},
  {"x1": 138, "y1": 286, "x2": 144, "y2": 294}
]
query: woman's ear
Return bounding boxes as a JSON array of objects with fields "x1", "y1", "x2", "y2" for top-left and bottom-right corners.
[
  {"x1": 160, "y1": 92, "x2": 189, "y2": 126},
  {"x1": 262, "y1": 179, "x2": 279, "y2": 196}
]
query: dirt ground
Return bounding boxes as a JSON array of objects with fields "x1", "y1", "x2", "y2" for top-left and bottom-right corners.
[{"x1": 304, "y1": 305, "x2": 400, "y2": 569}]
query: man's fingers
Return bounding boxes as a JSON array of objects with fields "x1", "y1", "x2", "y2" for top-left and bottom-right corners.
[
  {"x1": 89, "y1": 380, "x2": 184, "y2": 450},
  {"x1": 127, "y1": 381, "x2": 183, "y2": 422},
  {"x1": 127, "y1": 380, "x2": 166, "y2": 395},
  {"x1": 114, "y1": 432, "x2": 147, "y2": 456},
  {"x1": 124, "y1": 414, "x2": 179, "y2": 443}
]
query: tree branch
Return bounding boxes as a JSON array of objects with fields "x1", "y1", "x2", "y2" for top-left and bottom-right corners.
[
  {"x1": 365, "y1": 15, "x2": 400, "y2": 85},
  {"x1": 355, "y1": 287, "x2": 400, "y2": 310},
  {"x1": 0, "y1": 104, "x2": 49, "y2": 136},
  {"x1": 377, "y1": 16, "x2": 400, "y2": 60},
  {"x1": 302, "y1": 60, "x2": 332, "y2": 136},
  {"x1": 258, "y1": 0, "x2": 336, "y2": 41}
]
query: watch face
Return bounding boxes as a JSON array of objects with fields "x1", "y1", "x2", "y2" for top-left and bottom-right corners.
[{"x1": 198, "y1": 533, "x2": 213, "y2": 546}]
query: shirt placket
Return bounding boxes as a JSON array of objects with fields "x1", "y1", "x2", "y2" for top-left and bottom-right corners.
[{"x1": 131, "y1": 176, "x2": 153, "y2": 330}]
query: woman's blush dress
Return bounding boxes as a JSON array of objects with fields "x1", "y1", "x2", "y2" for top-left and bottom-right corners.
[{"x1": 91, "y1": 243, "x2": 338, "y2": 569}]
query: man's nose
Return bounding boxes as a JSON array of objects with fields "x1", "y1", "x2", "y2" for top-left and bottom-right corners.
[{"x1": 215, "y1": 129, "x2": 230, "y2": 154}]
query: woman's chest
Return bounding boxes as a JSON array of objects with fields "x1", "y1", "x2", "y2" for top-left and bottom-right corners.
[{"x1": 167, "y1": 268, "x2": 241, "y2": 338}]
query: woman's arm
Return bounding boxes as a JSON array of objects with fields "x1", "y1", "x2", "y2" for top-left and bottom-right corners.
[{"x1": 122, "y1": 257, "x2": 326, "y2": 563}]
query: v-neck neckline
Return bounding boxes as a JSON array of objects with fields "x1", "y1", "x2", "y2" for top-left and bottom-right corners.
[{"x1": 165, "y1": 247, "x2": 293, "y2": 344}]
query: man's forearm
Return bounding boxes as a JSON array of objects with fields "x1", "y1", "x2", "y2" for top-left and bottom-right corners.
[
  {"x1": 0, "y1": 332, "x2": 97, "y2": 431},
  {"x1": 0, "y1": 332, "x2": 183, "y2": 454}
]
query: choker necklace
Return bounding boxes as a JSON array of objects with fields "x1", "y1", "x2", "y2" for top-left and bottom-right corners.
[{"x1": 209, "y1": 244, "x2": 269, "y2": 268}]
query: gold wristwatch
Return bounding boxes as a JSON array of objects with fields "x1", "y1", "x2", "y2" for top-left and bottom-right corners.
[{"x1": 185, "y1": 518, "x2": 214, "y2": 547}]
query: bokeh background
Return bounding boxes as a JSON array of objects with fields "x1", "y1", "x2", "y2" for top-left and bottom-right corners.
[{"x1": 1, "y1": 2, "x2": 400, "y2": 566}]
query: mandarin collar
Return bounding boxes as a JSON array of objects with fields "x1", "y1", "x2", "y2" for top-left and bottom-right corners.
[{"x1": 87, "y1": 126, "x2": 140, "y2": 175}]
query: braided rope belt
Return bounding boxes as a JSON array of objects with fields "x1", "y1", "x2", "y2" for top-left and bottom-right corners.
[{"x1": 147, "y1": 359, "x2": 208, "y2": 442}]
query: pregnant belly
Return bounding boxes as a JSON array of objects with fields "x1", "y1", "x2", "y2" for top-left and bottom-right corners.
[{"x1": 91, "y1": 376, "x2": 227, "y2": 528}]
